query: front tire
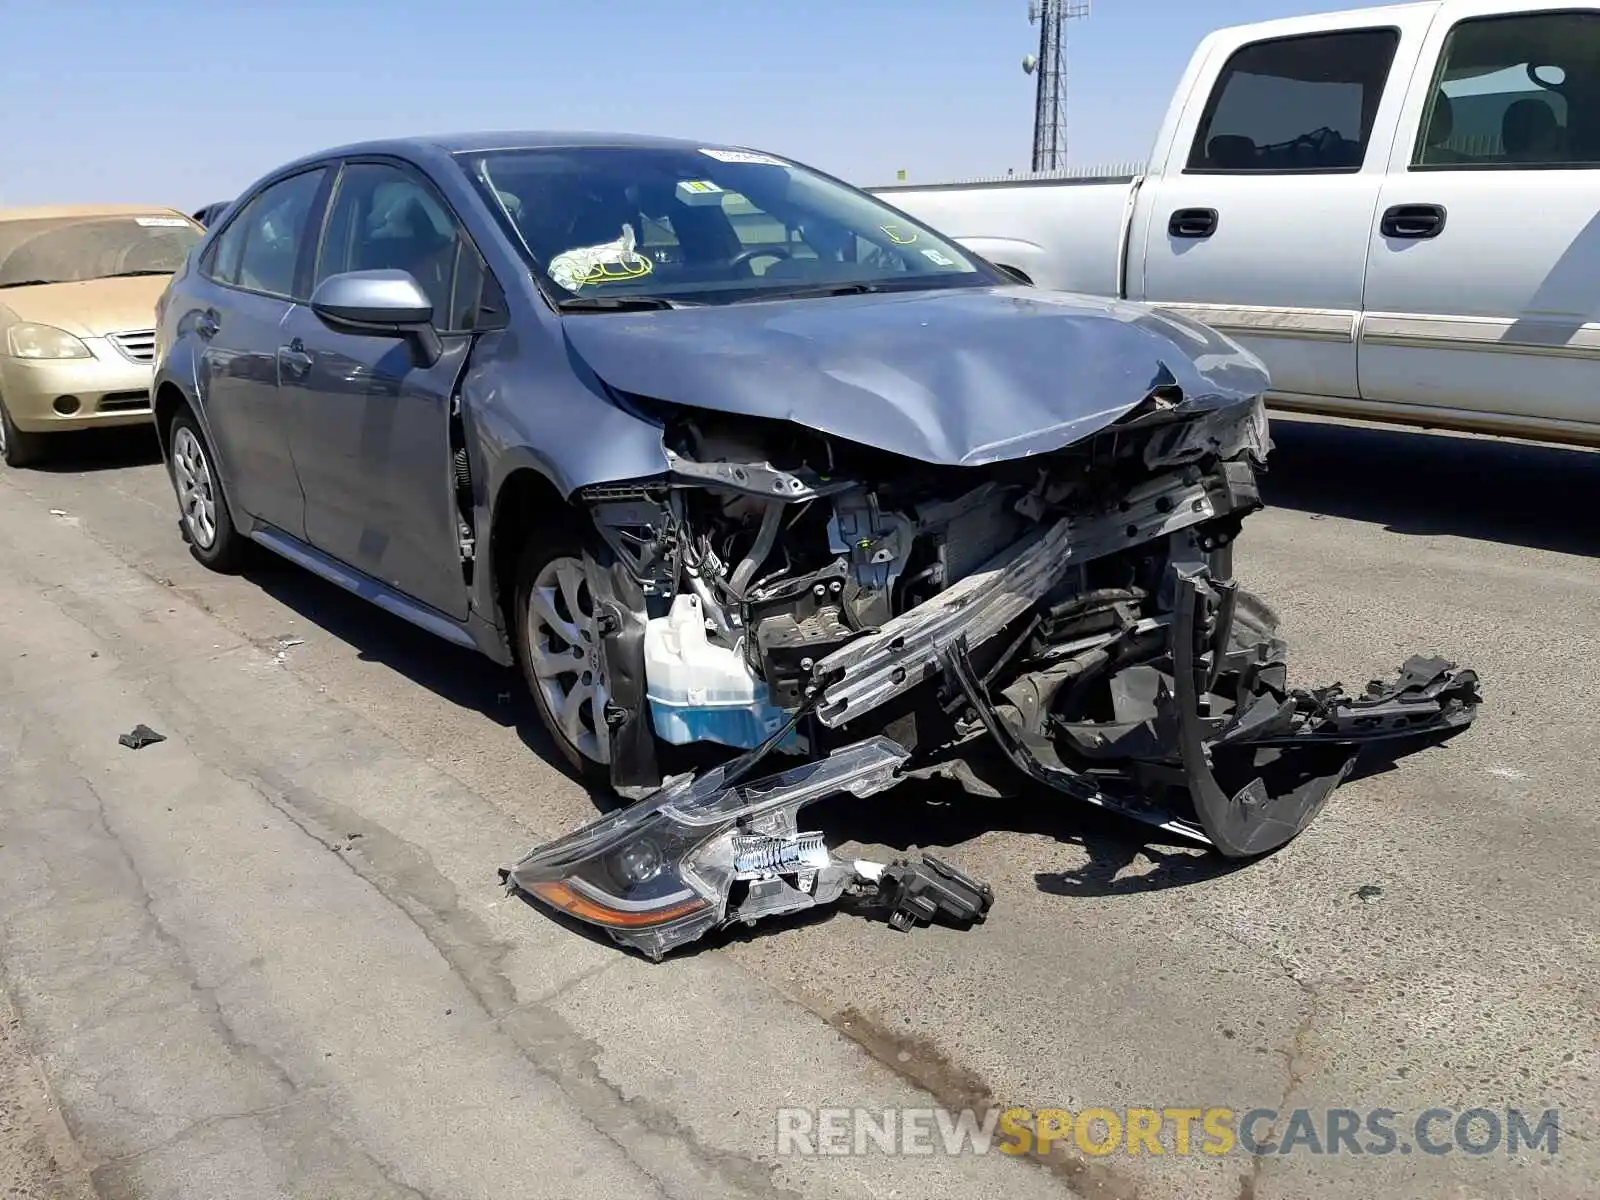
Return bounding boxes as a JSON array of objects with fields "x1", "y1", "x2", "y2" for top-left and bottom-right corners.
[
  {"x1": 513, "y1": 535, "x2": 613, "y2": 785},
  {"x1": 167, "y1": 410, "x2": 245, "y2": 572},
  {"x1": 0, "y1": 397, "x2": 46, "y2": 468}
]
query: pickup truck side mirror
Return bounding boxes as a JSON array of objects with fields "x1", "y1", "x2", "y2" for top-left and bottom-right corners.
[{"x1": 311, "y1": 269, "x2": 443, "y2": 367}]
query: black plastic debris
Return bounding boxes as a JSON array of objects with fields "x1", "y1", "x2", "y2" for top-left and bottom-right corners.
[
  {"x1": 118, "y1": 724, "x2": 166, "y2": 750},
  {"x1": 878, "y1": 855, "x2": 996, "y2": 932}
]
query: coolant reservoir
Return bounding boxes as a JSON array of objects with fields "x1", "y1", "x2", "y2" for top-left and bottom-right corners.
[{"x1": 644, "y1": 594, "x2": 790, "y2": 750}]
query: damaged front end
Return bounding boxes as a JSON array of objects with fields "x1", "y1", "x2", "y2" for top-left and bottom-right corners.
[{"x1": 505, "y1": 389, "x2": 1479, "y2": 959}]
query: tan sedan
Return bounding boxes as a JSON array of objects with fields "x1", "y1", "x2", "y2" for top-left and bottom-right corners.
[{"x1": 0, "y1": 204, "x2": 203, "y2": 467}]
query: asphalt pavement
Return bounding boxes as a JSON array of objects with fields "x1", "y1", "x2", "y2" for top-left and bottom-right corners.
[{"x1": 0, "y1": 413, "x2": 1595, "y2": 1200}]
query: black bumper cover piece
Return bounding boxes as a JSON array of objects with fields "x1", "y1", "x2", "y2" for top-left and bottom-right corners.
[{"x1": 943, "y1": 565, "x2": 1481, "y2": 860}]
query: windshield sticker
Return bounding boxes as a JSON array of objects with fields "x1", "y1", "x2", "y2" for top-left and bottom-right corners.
[
  {"x1": 920, "y1": 248, "x2": 958, "y2": 267},
  {"x1": 675, "y1": 179, "x2": 726, "y2": 207},
  {"x1": 880, "y1": 225, "x2": 918, "y2": 245},
  {"x1": 134, "y1": 216, "x2": 190, "y2": 227},
  {"x1": 700, "y1": 148, "x2": 786, "y2": 166},
  {"x1": 547, "y1": 224, "x2": 654, "y2": 291}
]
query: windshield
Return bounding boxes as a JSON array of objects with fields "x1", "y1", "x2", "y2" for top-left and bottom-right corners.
[
  {"x1": 459, "y1": 145, "x2": 997, "y2": 304},
  {"x1": 0, "y1": 215, "x2": 201, "y2": 288}
]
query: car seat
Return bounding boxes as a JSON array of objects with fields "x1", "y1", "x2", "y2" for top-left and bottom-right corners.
[{"x1": 1502, "y1": 98, "x2": 1564, "y2": 162}]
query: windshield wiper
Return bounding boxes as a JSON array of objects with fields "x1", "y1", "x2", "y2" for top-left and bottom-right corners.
[
  {"x1": 555, "y1": 294, "x2": 680, "y2": 312},
  {"x1": 732, "y1": 282, "x2": 884, "y2": 302}
]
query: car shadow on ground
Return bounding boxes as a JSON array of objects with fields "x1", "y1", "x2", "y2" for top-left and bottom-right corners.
[
  {"x1": 1261, "y1": 415, "x2": 1600, "y2": 556},
  {"x1": 815, "y1": 778, "x2": 1248, "y2": 897},
  {"x1": 236, "y1": 552, "x2": 609, "y2": 802},
  {"x1": 30, "y1": 425, "x2": 163, "y2": 473}
]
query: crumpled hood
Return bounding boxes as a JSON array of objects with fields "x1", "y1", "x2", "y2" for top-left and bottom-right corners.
[
  {"x1": 560, "y1": 285, "x2": 1270, "y2": 466},
  {"x1": 0, "y1": 274, "x2": 170, "y2": 339}
]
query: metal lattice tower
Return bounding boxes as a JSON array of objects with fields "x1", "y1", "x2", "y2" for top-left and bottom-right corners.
[{"x1": 1023, "y1": 1, "x2": 1091, "y2": 172}]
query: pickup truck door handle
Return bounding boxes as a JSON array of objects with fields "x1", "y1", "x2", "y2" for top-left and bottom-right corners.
[
  {"x1": 1168, "y1": 208, "x2": 1218, "y2": 239},
  {"x1": 1380, "y1": 203, "x2": 1447, "y2": 239},
  {"x1": 278, "y1": 337, "x2": 314, "y2": 378}
]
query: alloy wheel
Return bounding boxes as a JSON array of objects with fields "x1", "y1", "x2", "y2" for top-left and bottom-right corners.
[
  {"x1": 171, "y1": 425, "x2": 218, "y2": 550},
  {"x1": 527, "y1": 556, "x2": 611, "y2": 765}
]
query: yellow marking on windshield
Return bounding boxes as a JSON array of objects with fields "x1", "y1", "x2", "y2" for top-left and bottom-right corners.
[{"x1": 583, "y1": 257, "x2": 654, "y2": 284}]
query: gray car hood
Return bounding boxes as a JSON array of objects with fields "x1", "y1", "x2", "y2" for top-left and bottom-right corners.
[{"x1": 559, "y1": 284, "x2": 1269, "y2": 467}]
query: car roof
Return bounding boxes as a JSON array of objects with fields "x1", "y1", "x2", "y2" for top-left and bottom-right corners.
[
  {"x1": 0, "y1": 203, "x2": 191, "y2": 222},
  {"x1": 268, "y1": 130, "x2": 732, "y2": 174}
]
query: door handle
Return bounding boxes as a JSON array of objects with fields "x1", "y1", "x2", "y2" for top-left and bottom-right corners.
[
  {"x1": 194, "y1": 309, "x2": 219, "y2": 339},
  {"x1": 1168, "y1": 208, "x2": 1218, "y2": 239},
  {"x1": 1380, "y1": 203, "x2": 1446, "y2": 239},
  {"x1": 278, "y1": 337, "x2": 313, "y2": 378}
]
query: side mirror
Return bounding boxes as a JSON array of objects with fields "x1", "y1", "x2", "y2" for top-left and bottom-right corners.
[{"x1": 310, "y1": 269, "x2": 442, "y2": 366}]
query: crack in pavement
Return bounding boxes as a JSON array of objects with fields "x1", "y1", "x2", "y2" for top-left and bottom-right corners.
[
  {"x1": 1, "y1": 706, "x2": 452, "y2": 1200},
  {"x1": 0, "y1": 527, "x2": 778, "y2": 1200},
  {"x1": 203, "y1": 749, "x2": 792, "y2": 1200},
  {"x1": 1214, "y1": 927, "x2": 1321, "y2": 1200}
]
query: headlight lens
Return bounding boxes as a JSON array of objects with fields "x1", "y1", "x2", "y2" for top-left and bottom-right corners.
[
  {"x1": 505, "y1": 737, "x2": 908, "y2": 958},
  {"x1": 7, "y1": 323, "x2": 92, "y2": 360},
  {"x1": 516, "y1": 807, "x2": 720, "y2": 957}
]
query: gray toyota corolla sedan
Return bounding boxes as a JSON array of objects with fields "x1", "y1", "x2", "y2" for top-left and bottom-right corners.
[{"x1": 152, "y1": 133, "x2": 1477, "y2": 956}]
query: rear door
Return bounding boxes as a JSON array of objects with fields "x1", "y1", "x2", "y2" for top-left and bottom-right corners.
[
  {"x1": 281, "y1": 158, "x2": 496, "y2": 620},
  {"x1": 1132, "y1": 10, "x2": 1435, "y2": 401},
  {"x1": 1360, "y1": 2, "x2": 1600, "y2": 435},
  {"x1": 194, "y1": 168, "x2": 328, "y2": 537}
]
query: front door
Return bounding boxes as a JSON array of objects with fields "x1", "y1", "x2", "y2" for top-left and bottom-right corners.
[
  {"x1": 194, "y1": 167, "x2": 328, "y2": 537},
  {"x1": 282, "y1": 159, "x2": 484, "y2": 621},
  {"x1": 1360, "y1": 2, "x2": 1600, "y2": 434},
  {"x1": 1134, "y1": 13, "x2": 1435, "y2": 401}
]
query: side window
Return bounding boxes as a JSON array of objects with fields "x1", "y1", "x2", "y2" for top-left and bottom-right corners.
[
  {"x1": 1414, "y1": 12, "x2": 1600, "y2": 168},
  {"x1": 208, "y1": 213, "x2": 247, "y2": 285},
  {"x1": 1187, "y1": 29, "x2": 1401, "y2": 172},
  {"x1": 446, "y1": 241, "x2": 508, "y2": 331},
  {"x1": 206, "y1": 170, "x2": 325, "y2": 297},
  {"x1": 316, "y1": 162, "x2": 472, "y2": 328}
]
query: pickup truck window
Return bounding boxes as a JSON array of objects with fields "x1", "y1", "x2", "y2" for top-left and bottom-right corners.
[
  {"x1": 1186, "y1": 29, "x2": 1400, "y2": 173},
  {"x1": 1414, "y1": 11, "x2": 1599, "y2": 169}
]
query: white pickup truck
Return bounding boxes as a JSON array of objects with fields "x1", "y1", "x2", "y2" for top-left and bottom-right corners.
[{"x1": 875, "y1": 0, "x2": 1600, "y2": 447}]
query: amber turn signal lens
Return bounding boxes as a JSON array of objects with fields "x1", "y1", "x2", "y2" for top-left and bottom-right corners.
[{"x1": 528, "y1": 880, "x2": 709, "y2": 928}]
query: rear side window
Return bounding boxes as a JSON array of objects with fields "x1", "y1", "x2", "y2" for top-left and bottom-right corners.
[
  {"x1": 205, "y1": 169, "x2": 326, "y2": 298},
  {"x1": 1187, "y1": 29, "x2": 1401, "y2": 172},
  {"x1": 1414, "y1": 11, "x2": 1600, "y2": 168}
]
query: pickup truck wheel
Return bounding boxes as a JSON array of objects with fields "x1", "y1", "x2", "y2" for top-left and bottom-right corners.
[
  {"x1": 167, "y1": 412, "x2": 246, "y2": 572},
  {"x1": 514, "y1": 538, "x2": 613, "y2": 783},
  {"x1": 0, "y1": 396, "x2": 46, "y2": 468}
]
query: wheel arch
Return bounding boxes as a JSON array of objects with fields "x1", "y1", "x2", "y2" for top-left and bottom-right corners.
[
  {"x1": 488, "y1": 465, "x2": 580, "y2": 639},
  {"x1": 153, "y1": 380, "x2": 191, "y2": 457}
]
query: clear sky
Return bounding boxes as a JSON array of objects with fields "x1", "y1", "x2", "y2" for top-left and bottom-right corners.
[{"x1": 2, "y1": 0, "x2": 1344, "y2": 210}]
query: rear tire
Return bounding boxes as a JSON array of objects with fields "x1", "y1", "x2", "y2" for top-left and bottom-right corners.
[
  {"x1": 0, "y1": 397, "x2": 46, "y2": 468},
  {"x1": 512, "y1": 534, "x2": 614, "y2": 786},
  {"x1": 167, "y1": 409, "x2": 246, "y2": 572}
]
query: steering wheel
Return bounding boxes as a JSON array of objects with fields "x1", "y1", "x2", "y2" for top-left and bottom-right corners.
[{"x1": 729, "y1": 246, "x2": 791, "y2": 272}]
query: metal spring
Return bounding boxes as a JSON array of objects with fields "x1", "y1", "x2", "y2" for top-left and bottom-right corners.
[{"x1": 733, "y1": 832, "x2": 830, "y2": 877}]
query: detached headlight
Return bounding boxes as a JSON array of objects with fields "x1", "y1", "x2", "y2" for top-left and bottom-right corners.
[
  {"x1": 7, "y1": 323, "x2": 91, "y2": 360},
  {"x1": 504, "y1": 737, "x2": 908, "y2": 959}
]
